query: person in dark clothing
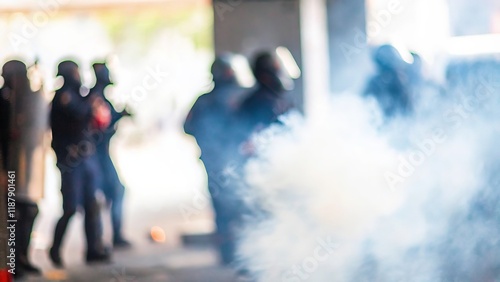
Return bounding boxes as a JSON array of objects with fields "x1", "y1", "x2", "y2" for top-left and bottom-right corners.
[
  {"x1": 237, "y1": 51, "x2": 295, "y2": 144},
  {"x1": 88, "y1": 62, "x2": 131, "y2": 248},
  {"x1": 228, "y1": 51, "x2": 296, "y2": 276},
  {"x1": 0, "y1": 78, "x2": 10, "y2": 171},
  {"x1": 184, "y1": 54, "x2": 243, "y2": 166},
  {"x1": 364, "y1": 44, "x2": 413, "y2": 119},
  {"x1": 184, "y1": 54, "x2": 246, "y2": 265},
  {"x1": 49, "y1": 60, "x2": 111, "y2": 267},
  {"x1": 1, "y1": 60, "x2": 43, "y2": 278}
]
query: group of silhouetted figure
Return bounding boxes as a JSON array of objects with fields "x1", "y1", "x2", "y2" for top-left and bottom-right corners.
[
  {"x1": 1, "y1": 45, "x2": 499, "y2": 279},
  {"x1": 184, "y1": 51, "x2": 297, "y2": 268},
  {"x1": 184, "y1": 46, "x2": 500, "y2": 273},
  {"x1": 1, "y1": 59, "x2": 131, "y2": 278},
  {"x1": 0, "y1": 51, "x2": 294, "y2": 279},
  {"x1": 49, "y1": 61, "x2": 132, "y2": 266}
]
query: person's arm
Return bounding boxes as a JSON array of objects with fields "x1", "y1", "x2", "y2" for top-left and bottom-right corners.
[
  {"x1": 183, "y1": 108, "x2": 196, "y2": 136},
  {"x1": 184, "y1": 97, "x2": 203, "y2": 136},
  {"x1": 107, "y1": 101, "x2": 123, "y2": 127}
]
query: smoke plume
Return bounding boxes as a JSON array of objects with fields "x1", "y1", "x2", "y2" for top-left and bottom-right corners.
[{"x1": 237, "y1": 61, "x2": 500, "y2": 281}]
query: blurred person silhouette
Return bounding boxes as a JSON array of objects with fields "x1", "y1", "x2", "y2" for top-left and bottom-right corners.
[
  {"x1": 223, "y1": 52, "x2": 295, "y2": 279},
  {"x1": 0, "y1": 103, "x2": 9, "y2": 281},
  {"x1": 237, "y1": 51, "x2": 295, "y2": 150},
  {"x1": 88, "y1": 62, "x2": 132, "y2": 249},
  {"x1": 229, "y1": 51, "x2": 296, "y2": 277},
  {"x1": 49, "y1": 60, "x2": 111, "y2": 267},
  {"x1": 184, "y1": 53, "x2": 247, "y2": 265},
  {"x1": 364, "y1": 44, "x2": 413, "y2": 118},
  {"x1": 0, "y1": 60, "x2": 47, "y2": 278},
  {"x1": 0, "y1": 70, "x2": 10, "y2": 176}
]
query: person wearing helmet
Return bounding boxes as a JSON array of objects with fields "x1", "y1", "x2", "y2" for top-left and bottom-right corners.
[
  {"x1": 1, "y1": 60, "x2": 45, "y2": 278},
  {"x1": 88, "y1": 62, "x2": 132, "y2": 249},
  {"x1": 364, "y1": 44, "x2": 413, "y2": 118},
  {"x1": 184, "y1": 53, "x2": 246, "y2": 265},
  {"x1": 236, "y1": 51, "x2": 295, "y2": 150},
  {"x1": 49, "y1": 60, "x2": 111, "y2": 267},
  {"x1": 0, "y1": 62, "x2": 15, "y2": 177}
]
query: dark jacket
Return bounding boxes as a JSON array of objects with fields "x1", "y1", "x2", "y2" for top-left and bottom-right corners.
[
  {"x1": 184, "y1": 85, "x2": 240, "y2": 168},
  {"x1": 237, "y1": 86, "x2": 293, "y2": 141},
  {"x1": 50, "y1": 85, "x2": 93, "y2": 162},
  {"x1": 88, "y1": 85, "x2": 122, "y2": 153},
  {"x1": 0, "y1": 89, "x2": 10, "y2": 169}
]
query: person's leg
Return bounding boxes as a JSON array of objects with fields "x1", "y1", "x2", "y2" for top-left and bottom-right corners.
[
  {"x1": 100, "y1": 153, "x2": 129, "y2": 246},
  {"x1": 83, "y1": 194, "x2": 101, "y2": 256},
  {"x1": 50, "y1": 165, "x2": 82, "y2": 267},
  {"x1": 213, "y1": 198, "x2": 236, "y2": 265},
  {"x1": 16, "y1": 201, "x2": 39, "y2": 273},
  {"x1": 110, "y1": 183, "x2": 127, "y2": 244},
  {"x1": 83, "y1": 157, "x2": 110, "y2": 263},
  {"x1": 206, "y1": 167, "x2": 235, "y2": 265}
]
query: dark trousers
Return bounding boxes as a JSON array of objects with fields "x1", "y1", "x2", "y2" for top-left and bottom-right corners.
[
  {"x1": 96, "y1": 150, "x2": 125, "y2": 241},
  {"x1": 52, "y1": 156, "x2": 103, "y2": 255},
  {"x1": 206, "y1": 163, "x2": 246, "y2": 265},
  {"x1": 15, "y1": 201, "x2": 38, "y2": 266}
]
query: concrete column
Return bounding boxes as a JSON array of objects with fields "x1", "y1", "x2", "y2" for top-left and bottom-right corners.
[
  {"x1": 326, "y1": 0, "x2": 368, "y2": 93},
  {"x1": 300, "y1": 0, "x2": 330, "y2": 114},
  {"x1": 213, "y1": 0, "x2": 369, "y2": 106}
]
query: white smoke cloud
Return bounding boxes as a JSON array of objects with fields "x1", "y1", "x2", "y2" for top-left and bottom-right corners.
[{"x1": 236, "y1": 65, "x2": 500, "y2": 281}]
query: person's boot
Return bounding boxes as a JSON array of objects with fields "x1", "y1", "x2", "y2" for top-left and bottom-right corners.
[
  {"x1": 18, "y1": 256, "x2": 41, "y2": 275},
  {"x1": 49, "y1": 247, "x2": 63, "y2": 268},
  {"x1": 113, "y1": 237, "x2": 132, "y2": 249},
  {"x1": 12, "y1": 267, "x2": 25, "y2": 280},
  {"x1": 86, "y1": 247, "x2": 111, "y2": 264}
]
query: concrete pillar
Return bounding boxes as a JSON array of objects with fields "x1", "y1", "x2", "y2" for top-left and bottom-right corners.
[
  {"x1": 326, "y1": 0, "x2": 368, "y2": 93},
  {"x1": 213, "y1": 0, "x2": 369, "y2": 107}
]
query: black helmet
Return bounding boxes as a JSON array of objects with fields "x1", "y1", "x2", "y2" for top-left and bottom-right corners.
[
  {"x1": 92, "y1": 62, "x2": 114, "y2": 86},
  {"x1": 253, "y1": 51, "x2": 293, "y2": 93},
  {"x1": 2, "y1": 60, "x2": 27, "y2": 88},
  {"x1": 211, "y1": 53, "x2": 237, "y2": 85},
  {"x1": 373, "y1": 44, "x2": 406, "y2": 71},
  {"x1": 57, "y1": 60, "x2": 78, "y2": 77},
  {"x1": 56, "y1": 60, "x2": 81, "y2": 88}
]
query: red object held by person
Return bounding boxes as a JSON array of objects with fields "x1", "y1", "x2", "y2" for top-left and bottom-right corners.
[{"x1": 92, "y1": 102, "x2": 111, "y2": 131}]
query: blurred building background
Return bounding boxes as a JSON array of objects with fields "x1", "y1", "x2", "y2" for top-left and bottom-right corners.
[{"x1": 0, "y1": 0, "x2": 499, "y2": 280}]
